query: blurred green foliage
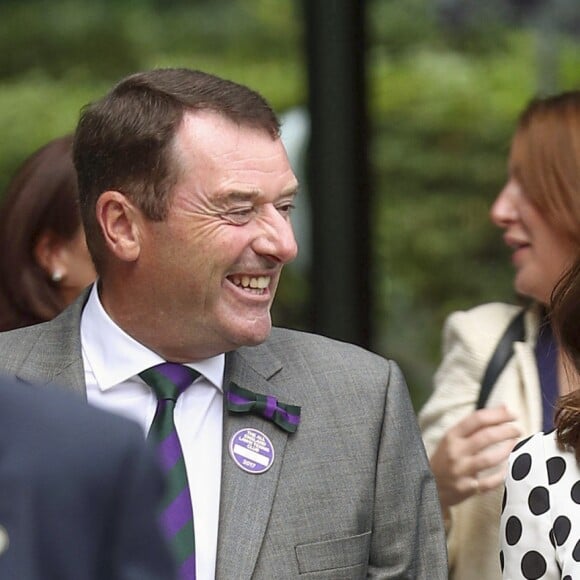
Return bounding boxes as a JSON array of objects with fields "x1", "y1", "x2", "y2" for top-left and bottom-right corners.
[
  {"x1": 0, "y1": 0, "x2": 304, "y2": 192},
  {"x1": 368, "y1": 0, "x2": 580, "y2": 408},
  {"x1": 1, "y1": 0, "x2": 579, "y2": 409}
]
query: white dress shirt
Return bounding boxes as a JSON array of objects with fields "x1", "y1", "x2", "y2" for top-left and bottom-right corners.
[{"x1": 80, "y1": 284, "x2": 224, "y2": 580}]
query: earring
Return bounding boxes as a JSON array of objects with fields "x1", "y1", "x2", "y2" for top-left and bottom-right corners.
[{"x1": 51, "y1": 270, "x2": 64, "y2": 283}]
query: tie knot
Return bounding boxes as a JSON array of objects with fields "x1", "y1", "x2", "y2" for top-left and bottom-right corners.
[{"x1": 139, "y1": 362, "x2": 200, "y2": 401}]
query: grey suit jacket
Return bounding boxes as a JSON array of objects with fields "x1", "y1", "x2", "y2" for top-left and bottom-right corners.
[{"x1": 0, "y1": 292, "x2": 447, "y2": 579}]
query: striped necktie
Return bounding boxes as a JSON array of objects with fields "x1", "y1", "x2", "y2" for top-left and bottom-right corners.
[{"x1": 140, "y1": 362, "x2": 200, "y2": 580}]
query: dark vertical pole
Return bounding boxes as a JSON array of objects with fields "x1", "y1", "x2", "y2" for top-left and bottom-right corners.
[{"x1": 302, "y1": 0, "x2": 371, "y2": 348}]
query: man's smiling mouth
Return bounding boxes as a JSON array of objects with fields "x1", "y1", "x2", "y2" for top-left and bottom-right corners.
[{"x1": 228, "y1": 275, "x2": 271, "y2": 294}]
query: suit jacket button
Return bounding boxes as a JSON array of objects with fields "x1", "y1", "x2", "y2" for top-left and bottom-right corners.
[{"x1": 0, "y1": 525, "x2": 9, "y2": 555}]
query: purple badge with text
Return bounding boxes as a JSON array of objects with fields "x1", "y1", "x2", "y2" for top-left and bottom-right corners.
[{"x1": 229, "y1": 428, "x2": 275, "y2": 474}]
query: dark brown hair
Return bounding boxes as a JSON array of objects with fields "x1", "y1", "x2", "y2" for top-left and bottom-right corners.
[
  {"x1": 73, "y1": 68, "x2": 281, "y2": 272},
  {"x1": 510, "y1": 91, "x2": 580, "y2": 246},
  {"x1": 0, "y1": 135, "x2": 82, "y2": 330},
  {"x1": 552, "y1": 259, "x2": 580, "y2": 459}
]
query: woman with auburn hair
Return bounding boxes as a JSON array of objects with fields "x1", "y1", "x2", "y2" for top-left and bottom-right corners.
[
  {"x1": 500, "y1": 260, "x2": 580, "y2": 579},
  {"x1": 419, "y1": 91, "x2": 580, "y2": 580},
  {"x1": 0, "y1": 135, "x2": 96, "y2": 331}
]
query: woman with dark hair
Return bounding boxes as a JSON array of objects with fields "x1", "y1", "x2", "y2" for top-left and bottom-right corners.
[
  {"x1": 0, "y1": 135, "x2": 96, "y2": 331},
  {"x1": 500, "y1": 261, "x2": 580, "y2": 578}
]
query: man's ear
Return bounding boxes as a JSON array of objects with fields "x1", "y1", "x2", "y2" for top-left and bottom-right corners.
[{"x1": 96, "y1": 191, "x2": 142, "y2": 262}]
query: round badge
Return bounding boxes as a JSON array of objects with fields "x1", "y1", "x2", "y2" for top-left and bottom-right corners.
[
  {"x1": 0, "y1": 525, "x2": 9, "y2": 555},
  {"x1": 229, "y1": 428, "x2": 275, "y2": 474}
]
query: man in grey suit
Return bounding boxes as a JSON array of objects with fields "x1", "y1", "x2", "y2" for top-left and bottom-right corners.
[{"x1": 0, "y1": 68, "x2": 447, "y2": 578}]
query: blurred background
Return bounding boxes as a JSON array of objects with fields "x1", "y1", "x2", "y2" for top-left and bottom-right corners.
[{"x1": 1, "y1": 0, "x2": 580, "y2": 409}]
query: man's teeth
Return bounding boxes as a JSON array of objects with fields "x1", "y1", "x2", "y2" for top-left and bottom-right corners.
[{"x1": 231, "y1": 275, "x2": 270, "y2": 289}]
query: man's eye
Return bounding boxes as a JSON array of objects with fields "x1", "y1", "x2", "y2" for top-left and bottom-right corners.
[
  {"x1": 277, "y1": 203, "x2": 295, "y2": 217},
  {"x1": 221, "y1": 208, "x2": 254, "y2": 225}
]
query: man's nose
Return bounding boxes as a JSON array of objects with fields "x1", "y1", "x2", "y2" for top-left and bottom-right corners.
[{"x1": 253, "y1": 207, "x2": 298, "y2": 264}]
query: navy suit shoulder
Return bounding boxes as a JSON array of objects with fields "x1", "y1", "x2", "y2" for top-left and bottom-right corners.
[{"x1": 0, "y1": 376, "x2": 175, "y2": 580}]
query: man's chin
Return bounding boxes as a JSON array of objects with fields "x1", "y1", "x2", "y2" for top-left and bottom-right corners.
[
  {"x1": 241, "y1": 329, "x2": 272, "y2": 347},
  {"x1": 235, "y1": 320, "x2": 272, "y2": 348}
]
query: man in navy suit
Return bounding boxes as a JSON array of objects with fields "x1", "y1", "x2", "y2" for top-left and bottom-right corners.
[{"x1": 0, "y1": 374, "x2": 175, "y2": 580}]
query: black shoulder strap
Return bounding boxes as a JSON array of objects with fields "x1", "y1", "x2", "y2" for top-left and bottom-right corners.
[{"x1": 476, "y1": 308, "x2": 527, "y2": 410}]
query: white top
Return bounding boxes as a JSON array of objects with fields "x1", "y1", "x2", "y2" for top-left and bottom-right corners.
[
  {"x1": 80, "y1": 283, "x2": 224, "y2": 580},
  {"x1": 501, "y1": 430, "x2": 580, "y2": 579}
]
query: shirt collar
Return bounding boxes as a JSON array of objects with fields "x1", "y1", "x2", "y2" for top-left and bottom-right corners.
[{"x1": 80, "y1": 283, "x2": 225, "y2": 392}]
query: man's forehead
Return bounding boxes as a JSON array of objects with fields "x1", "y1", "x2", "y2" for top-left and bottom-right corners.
[
  {"x1": 174, "y1": 110, "x2": 287, "y2": 163},
  {"x1": 179, "y1": 109, "x2": 262, "y2": 138},
  {"x1": 170, "y1": 111, "x2": 297, "y2": 197}
]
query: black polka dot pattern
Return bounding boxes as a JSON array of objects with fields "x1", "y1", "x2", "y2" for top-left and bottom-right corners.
[
  {"x1": 500, "y1": 431, "x2": 580, "y2": 578},
  {"x1": 506, "y1": 516, "x2": 523, "y2": 545},
  {"x1": 547, "y1": 456, "x2": 566, "y2": 485},
  {"x1": 522, "y1": 550, "x2": 548, "y2": 580},
  {"x1": 521, "y1": 550, "x2": 546, "y2": 579},
  {"x1": 512, "y1": 452, "x2": 532, "y2": 481},
  {"x1": 552, "y1": 516, "x2": 571, "y2": 546},
  {"x1": 571, "y1": 481, "x2": 580, "y2": 504},
  {"x1": 528, "y1": 486, "x2": 549, "y2": 515}
]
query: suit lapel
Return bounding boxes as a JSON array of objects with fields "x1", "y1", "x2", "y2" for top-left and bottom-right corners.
[{"x1": 215, "y1": 346, "x2": 292, "y2": 580}]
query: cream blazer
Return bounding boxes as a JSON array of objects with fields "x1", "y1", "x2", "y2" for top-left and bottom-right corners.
[{"x1": 419, "y1": 302, "x2": 543, "y2": 580}]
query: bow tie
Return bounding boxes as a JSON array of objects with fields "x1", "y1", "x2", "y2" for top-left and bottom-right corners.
[{"x1": 226, "y1": 382, "x2": 301, "y2": 433}]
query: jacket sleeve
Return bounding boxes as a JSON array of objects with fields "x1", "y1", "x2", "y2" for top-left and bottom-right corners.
[
  {"x1": 417, "y1": 303, "x2": 533, "y2": 577},
  {"x1": 500, "y1": 433, "x2": 559, "y2": 579},
  {"x1": 419, "y1": 303, "x2": 522, "y2": 458},
  {"x1": 368, "y1": 361, "x2": 449, "y2": 578}
]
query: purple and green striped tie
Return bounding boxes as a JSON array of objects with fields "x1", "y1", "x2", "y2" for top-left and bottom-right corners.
[{"x1": 140, "y1": 362, "x2": 200, "y2": 580}]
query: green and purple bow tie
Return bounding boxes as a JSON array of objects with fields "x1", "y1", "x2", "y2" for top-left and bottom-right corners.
[{"x1": 226, "y1": 382, "x2": 301, "y2": 433}]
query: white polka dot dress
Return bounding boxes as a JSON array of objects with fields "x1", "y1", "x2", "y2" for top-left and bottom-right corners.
[{"x1": 500, "y1": 430, "x2": 580, "y2": 579}]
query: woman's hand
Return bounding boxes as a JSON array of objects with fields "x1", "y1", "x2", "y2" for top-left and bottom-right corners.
[{"x1": 430, "y1": 405, "x2": 521, "y2": 512}]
